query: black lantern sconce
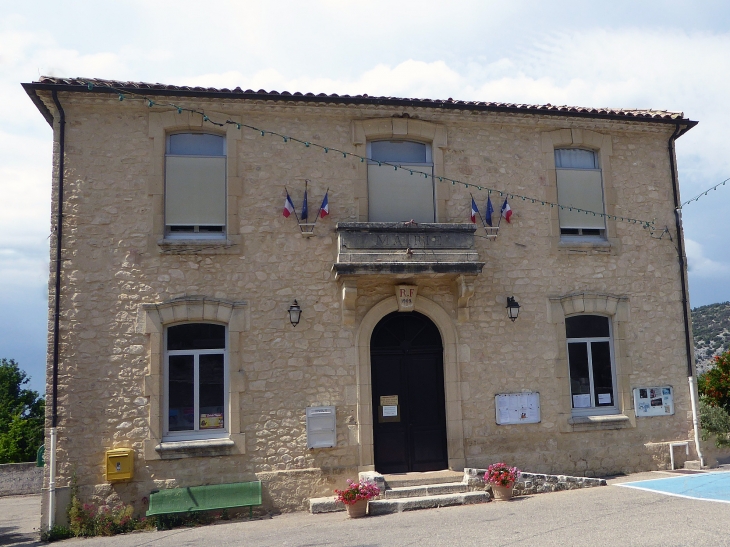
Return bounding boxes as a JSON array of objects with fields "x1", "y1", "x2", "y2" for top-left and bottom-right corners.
[
  {"x1": 506, "y1": 296, "x2": 521, "y2": 322},
  {"x1": 288, "y1": 300, "x2": 302, "y2": 327}
]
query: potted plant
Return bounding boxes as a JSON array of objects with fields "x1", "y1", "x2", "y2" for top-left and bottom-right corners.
[
  {"x1": 484, "y1": 462, "x2": 520, "y2": 501},
  {"x1": 334, "y1": 478, "x2": 381, "y2": 518}
]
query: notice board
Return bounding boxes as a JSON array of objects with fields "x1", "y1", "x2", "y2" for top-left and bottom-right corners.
[
  {"x1": 633, "y1": 386, "x2": 674, "y2": 417},
  {"x1": 495, "y1": 392, "x2": 541, "y2": 425}
]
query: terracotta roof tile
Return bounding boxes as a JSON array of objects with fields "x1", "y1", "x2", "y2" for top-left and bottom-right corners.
[{"x1": 26, "y1": 76, "x2": 694, "y2": 125}]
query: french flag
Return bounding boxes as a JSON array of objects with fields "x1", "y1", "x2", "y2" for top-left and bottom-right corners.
[
  {"x1": 283, "y1": 192, "x2": 295, "y2": 218},
  {"x1": 471, "y1": 197, "x2": 479, "y2": 223},
  {"x1": 319, "y1": 191, "x2": 329, "y2": 218},
  {"x1": 501, "y1": 198, "x2": 512, "y2": 223}
]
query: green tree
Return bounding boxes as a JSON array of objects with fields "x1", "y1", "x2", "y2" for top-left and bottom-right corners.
[
  {"x1": 698, "y1": 349, "x2": 730, "y2": 448},
  {"x1": 0, "y1": 359, "x2": 45, "y2": 463},
  {"x1": 698, "y1": 349, "x2": 730, "y2": 410}
]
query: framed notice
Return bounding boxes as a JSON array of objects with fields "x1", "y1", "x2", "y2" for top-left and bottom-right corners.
[
  {"x1": 495, "y1": 392, "x2": 541, "y2": 425},
  {"x1": 633, "y1": 386, "x2": 674, "y2": 417}
]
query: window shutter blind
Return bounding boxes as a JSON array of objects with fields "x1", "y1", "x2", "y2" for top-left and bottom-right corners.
[
  {"x1": 368, "y1": 163, "x2": 435, "y2": 222},
  {"x1": 165, "y1": 156, "x2": 226, "y2": 226},
  {"x1": 556, "y1": 169, "x2": 605, "y2": 229}
]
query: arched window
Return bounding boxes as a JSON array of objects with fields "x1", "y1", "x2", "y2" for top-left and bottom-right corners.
[
  {"x1": 164, "y1": 322, "x2": 228, "y2": 440},
  {"x1": 165, "y1": 132, "x2": 226, "y2": 238},
  {"x1": 555, "y1": 148, "x2": 606, "y2": 239},
  {"x1": 566, "y1": 314, "x2": 617, "y2": 415}
]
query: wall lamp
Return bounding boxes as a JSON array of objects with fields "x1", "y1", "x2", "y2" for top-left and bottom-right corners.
[
  {"x1": 288, "y1": 300, "x2": 302, "y2": 327},
  {"x1": 506, "y1": 296, "x2": 521, "y2": 322}
]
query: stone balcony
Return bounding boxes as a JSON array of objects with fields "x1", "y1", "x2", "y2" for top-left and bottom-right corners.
[
  {"x1": 332, "y1": 222, "x2": 485, "y2": 277},
  {"x1": 332, "y1": 223, "x2": 485, "y2": 324}
]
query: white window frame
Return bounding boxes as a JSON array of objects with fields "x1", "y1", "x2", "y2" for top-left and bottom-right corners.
[
  {"x1": 163, "y1": 323, "x2": 229, "y2": 441},
  {"x1": 366, "y1": 139, "x2": 435, "y2": 223},
  {"x1": 164, "y1": 131, "x2": 227, "y2": 240},
  {"x1": 555, "y1": 148, "x2": 607, "y2": 241},
  {"x1": 566, "y1": 314, "x2": 618, "y2": 417}
]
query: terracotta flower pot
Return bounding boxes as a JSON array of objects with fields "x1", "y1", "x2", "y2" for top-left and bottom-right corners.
[
  {"x1": 346, "y1": 499, "x2": 368, "y2": 518},
  {"x1": 491, "y1": 483, "x2": 514, "y2": 501}
]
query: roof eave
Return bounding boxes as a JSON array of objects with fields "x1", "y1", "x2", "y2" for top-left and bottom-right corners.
[
  {"x1": 21, "y1": 81, "x2": 698, "y2": 133},
  {"x1": 22, "y1": 83, "x2": 55, "y2": 127}
]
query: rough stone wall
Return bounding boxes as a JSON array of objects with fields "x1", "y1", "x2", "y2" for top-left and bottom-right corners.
[
  {"x1": 37, "y1": 91, "x2": 695, "y2": 520},
  {"x1": 0, "y1": 463, "x2": 43, "y2": 497}
]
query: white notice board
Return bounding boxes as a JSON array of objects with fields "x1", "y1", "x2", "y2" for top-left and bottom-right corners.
[
  {"x1": 495, "y1": 392, "x2": 541, "y2": 425},
  {"x1": 633, "y1": 386, "x2": 674, "y2": 417}
]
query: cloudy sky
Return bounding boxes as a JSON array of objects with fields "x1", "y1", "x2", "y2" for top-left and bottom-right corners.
[{"x1": 2, "y1": 0, "x2": 730, "y2": 392}]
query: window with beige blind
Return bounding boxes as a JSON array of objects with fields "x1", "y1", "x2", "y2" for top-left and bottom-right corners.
[
  {"x1": 555, "y1": 148, "x2": 606, "y2": 238},
  {"x1": 367, "y1": 140, "x2": 435, "y2": 223},
  {"x1": 165, "y1": 133, "x2": 226, "y2": 238}
]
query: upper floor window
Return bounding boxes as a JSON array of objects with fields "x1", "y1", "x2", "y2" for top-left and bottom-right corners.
[
  {"x1": 165, "y1": 133, "x2": 226, "y2": 238},
  {"x1": 555, "y1": 148, "x2": 606, "y2": 239},
  {"x1": 566, "y1": 315, "x2": 616, "y2": 416},
  {"x1": 164, "y1": 322, "x2": 228, "y2": 440},
  {"x1": 367, "y1": 140, "x2": 434, "y2": 223}
]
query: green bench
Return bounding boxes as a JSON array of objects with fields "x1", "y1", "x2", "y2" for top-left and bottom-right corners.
[{"x1": 146, "y1": 481, "x2": 262, "y2": 519}]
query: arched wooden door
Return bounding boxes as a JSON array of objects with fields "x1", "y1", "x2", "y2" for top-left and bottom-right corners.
[{"x1": 370, "y1": 311, "x2": 448, "y2": 473}]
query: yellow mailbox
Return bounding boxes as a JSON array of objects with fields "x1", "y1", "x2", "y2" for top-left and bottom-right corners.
[{"x1": 105, "y1": 448, "x2": 134, "y2": 482}]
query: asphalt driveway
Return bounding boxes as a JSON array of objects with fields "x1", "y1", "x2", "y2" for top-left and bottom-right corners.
[{"x1": 3, "y1": 471, "x2": 729, "y2": 547}]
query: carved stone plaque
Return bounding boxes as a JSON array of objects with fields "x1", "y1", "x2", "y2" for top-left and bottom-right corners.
[{"x1": 396, "y1": 285, "x2": 417, "y2": 312}]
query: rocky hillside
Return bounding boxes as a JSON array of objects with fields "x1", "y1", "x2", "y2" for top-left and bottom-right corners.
[{"x1": 692, "y1": 301, "x2": 730, "y2": 374}]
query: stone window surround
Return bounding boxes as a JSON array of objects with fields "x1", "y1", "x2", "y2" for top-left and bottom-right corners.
[
  {"x1": 541, "y1": 128, "x2": 620, "y2": 255},
  {"x1": 548, "y1": 292, "x2": 636, "y2": 432},
  {"x1": 355, "y1": 294, "x2": 466, "y2": 471},
  {"x1": 351, "y1": 118, "x2": 448, "y2": 222},
  {"x1": 148, "y1": 110, "x2": 243, "y2": 254},
  {"x1": 137, "y1": 296, "x2": 249, "y2": 459}
]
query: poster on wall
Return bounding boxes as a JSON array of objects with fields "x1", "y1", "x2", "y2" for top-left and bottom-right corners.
[
  {"x1": 633, "y1": 386, "x2": 674, "y2": 417},
  {"x1": 495, "y1": 392, "x2": 541, "y2": 425}
]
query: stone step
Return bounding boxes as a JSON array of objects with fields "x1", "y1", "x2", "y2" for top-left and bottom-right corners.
[
  {"x1": 381, "y1": 470, "x2": 464, "y2": 489},
  {"x1": 368, "y1": 490, "x2": 490, "y2": 515},
  {"x1": 309, "y1": 486, "x2": 483, "y2": 515},
  {"x1": 383, "y1": 482, "x2": 469, "y2": 499},
  {"x1": 684, "y1": 460, "x2": 702, "y2": 470}
]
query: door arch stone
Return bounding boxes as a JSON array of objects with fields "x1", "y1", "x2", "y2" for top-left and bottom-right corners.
[{"x1": 355, "y1": 295, "x2": 465, "y2": 471}]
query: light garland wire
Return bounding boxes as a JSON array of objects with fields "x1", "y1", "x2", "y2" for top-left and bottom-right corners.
[
  {"x1": 76, "y1": 79, "x2": 728, "y2": 230},
  {"x1": 679, "y1": 177, "x2": 730, "y2": 209}
]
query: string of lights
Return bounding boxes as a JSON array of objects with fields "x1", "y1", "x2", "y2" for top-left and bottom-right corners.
[
  {"x1": 679, "y1": 177, "x2": 730, "y2": 209},
  {"x1": 77, "y1": 80, "x2": 722, "y2": 229}
]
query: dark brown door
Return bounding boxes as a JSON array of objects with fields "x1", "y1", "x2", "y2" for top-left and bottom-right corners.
[{"x1": 371, "y1": 312, "x2": 448, "y2": 474}]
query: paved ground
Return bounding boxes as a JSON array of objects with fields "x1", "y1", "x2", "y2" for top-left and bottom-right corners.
[
  {"x1": 0, "y1": 494, "x2": 42, "y2": 547},
  {"x1": 3, "y1": 471, "x2": 729, "y2": 547}
]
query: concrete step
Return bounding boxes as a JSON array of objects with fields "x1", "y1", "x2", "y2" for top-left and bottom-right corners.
[
  {"x1": 383, "y1": 482, "x2": 469, "y2": 499},
  {"x1": 684, "y1": 460, "x2": 702, "y2": 470},
  {"x1": 368, "y1": 490, "x2": 490, "y2": 515}
]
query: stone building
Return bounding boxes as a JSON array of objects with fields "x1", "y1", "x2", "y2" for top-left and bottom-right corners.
[{"x1": 24, "y1": 77, "x2": 701, "y2": 523}]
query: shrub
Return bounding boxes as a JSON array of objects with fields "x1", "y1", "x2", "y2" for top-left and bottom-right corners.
[
  {"x1": 699, "y1": 397, "x2": 730, "y2": 448},
  {"x1": 68, "y1": 495, "x2": 150, "y2": 537}
]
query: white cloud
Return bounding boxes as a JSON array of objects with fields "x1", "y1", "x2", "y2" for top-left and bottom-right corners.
[{"x1": 685, "y1": 238, "x2": 730, "y2": 278}]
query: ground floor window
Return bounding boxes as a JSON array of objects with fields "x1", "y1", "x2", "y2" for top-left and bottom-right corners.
[
  {"x1": 566, "y1": 314, "x2": 616, "y2": 415},
  {"x1": 164, "y1": 323, "x2": 227, "y2": 440}
]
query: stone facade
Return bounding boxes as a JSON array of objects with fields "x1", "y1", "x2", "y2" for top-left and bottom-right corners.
[{"x1": 25, "y1": 79, "x2": 701, "y2": 524}]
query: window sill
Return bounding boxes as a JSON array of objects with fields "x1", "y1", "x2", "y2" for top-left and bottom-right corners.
[
  {"x1": 156, "y1": 235, "x2": 241, "y2": 255},
  {"x1": 154, "y1": 438, "x2": 236, "y2": 459},
  {"x1": 565, "y1": 413, "x2": 634, "y2": 432},
  {"x1": 557, "y1": 238, "x2": 616, "y2": 255}
]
